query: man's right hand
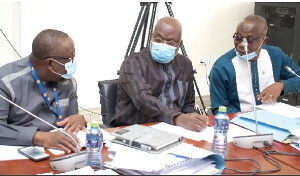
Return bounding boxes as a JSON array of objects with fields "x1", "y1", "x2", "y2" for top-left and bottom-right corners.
[
  {"x1": 33, "y1": 130, "x2": 79, "y2": 153},
  {"x1": 174, "y1": 112, "x2": 207, "y2": 132}
]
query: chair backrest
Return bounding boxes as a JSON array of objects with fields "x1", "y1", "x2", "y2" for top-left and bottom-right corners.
[{"x1": 97, "y1": 79, "x2": 119, "y2": 127}]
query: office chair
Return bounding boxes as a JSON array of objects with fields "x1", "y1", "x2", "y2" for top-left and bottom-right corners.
[{"x1": 97, "y1": 79, "x2": 119, "y2": 128}]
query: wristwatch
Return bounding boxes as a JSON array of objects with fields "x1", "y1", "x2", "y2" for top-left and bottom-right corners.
[{"x1": 276, "y1": 80, "x2": 284, "y2": 84}]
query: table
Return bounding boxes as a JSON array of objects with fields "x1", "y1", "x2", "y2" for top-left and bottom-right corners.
[{"x1": 0, "y1": 113, "x2": 299, "y2": 175}]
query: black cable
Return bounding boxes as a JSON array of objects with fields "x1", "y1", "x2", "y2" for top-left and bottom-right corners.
[
  {"x1": 200, "y1": 60, "x2": 209, "y2": 86},
  {"x1": 223, "y1": 141, "x2": 290, "y2": 175},
  {"x1": 224, "y1": 153, "x2": 282, "y2": 175},
  {"x1": 78, "y1": 106, "x2": 101, "y2": 116},
  {"x1": 224, "y1": 158, "x2": 261, "y2": 175},
  {"x1": 253, "y1": 146, "x2": 282, "y2": 174},
  {"x1": 263, "y1": 141, "x2": 300, "y2": 156},
  {"x1": 0, "y1": 28, "x2": 22, "y2": 58}
]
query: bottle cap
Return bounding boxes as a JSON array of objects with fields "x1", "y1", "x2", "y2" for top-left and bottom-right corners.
[
  {"x1": 219, "y1": 106, "x2": 227, "y2": 112},
  {"x1": 90, "y1": 120, "x2": 100, "y2": 128}
]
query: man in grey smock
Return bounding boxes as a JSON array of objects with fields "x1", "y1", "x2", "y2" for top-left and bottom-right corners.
[{"x1": 0, "y1": 29, "x2": 86, "y2": 153}]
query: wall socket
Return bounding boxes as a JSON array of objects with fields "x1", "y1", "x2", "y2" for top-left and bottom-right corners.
[{"x1": 199, "y1": 56, "x2": 219, "y2": 65}]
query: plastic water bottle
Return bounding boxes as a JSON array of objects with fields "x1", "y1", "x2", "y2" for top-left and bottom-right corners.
[
  {"x1": 85, "y1": 120, "x2": 103, "y2": 170},
  {"x1": 211, "y1": 106, "x2": 229, "y2": 158}
]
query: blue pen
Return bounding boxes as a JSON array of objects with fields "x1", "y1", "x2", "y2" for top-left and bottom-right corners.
[{"x1": 168, "y1": 153, "x2": 190, "y2": 159}]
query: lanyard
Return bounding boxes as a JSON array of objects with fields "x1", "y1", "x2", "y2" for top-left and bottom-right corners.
[{"x1": 28, "y1": 61, "x2": 63, "y2": 123}]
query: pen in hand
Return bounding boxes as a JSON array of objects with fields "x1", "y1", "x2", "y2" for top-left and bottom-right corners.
[{"x1": 194, "y1": 104, "x2": 203, "y2": 115}]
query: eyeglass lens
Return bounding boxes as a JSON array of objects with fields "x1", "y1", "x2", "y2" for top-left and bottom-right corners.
[
  {"x1": 233, "y1": 33, "x2": 264, "y2": 45},
  {"x1": 154, "y1": 37, "x2": 179, "y2": 47}
]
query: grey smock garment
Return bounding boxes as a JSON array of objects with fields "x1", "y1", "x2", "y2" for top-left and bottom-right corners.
[
  {"x1": 110, "y1": 48, "x2": 196, "y2": 126},
  {"x1": 0, "y1": 56, "x2": 79, "y2": 145}
]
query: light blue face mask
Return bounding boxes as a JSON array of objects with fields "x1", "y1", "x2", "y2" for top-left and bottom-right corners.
[
  {"x1": 235, "y1": 39, "x2": 264, "y2": 61},
  {"x1": 61, "y1": 60, "x2": 77, "y2": 79},
  {"x1": 150, "y1": 42, "x2": 177, "y2": 64},
  {"x1": 235, "y1": 49, "x2": 257, "y2": 61},
  {"x1": 51, "y1": 59, "x2": 77, "y2": 79}
]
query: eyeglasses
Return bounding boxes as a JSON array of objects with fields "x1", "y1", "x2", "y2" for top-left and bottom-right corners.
[
  {"x1": 233, "y1": 33, "x2": 265, "y2": 45},
  {"x1": 153, "y1": 37, "x2": 180, "y2": 47},
  {"x1": 51, "y1": 57, "x2": 74, "y2": 63}
]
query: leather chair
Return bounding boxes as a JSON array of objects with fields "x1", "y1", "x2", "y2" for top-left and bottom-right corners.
[{"x1": 97, "y1": 79, "x2": 119, "y2": 128}]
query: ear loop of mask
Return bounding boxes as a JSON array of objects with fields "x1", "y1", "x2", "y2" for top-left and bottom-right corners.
[{"x1": 50, "y1": 59, "x2": 66, "y2": 77}]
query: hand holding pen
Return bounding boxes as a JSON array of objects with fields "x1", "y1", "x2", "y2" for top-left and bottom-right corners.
[{"x1": 174, "y1": 105, "x2": 207, "y2": 132}]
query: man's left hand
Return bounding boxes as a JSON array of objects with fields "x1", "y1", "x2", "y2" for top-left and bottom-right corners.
[
  {"x1": 56, "y1": 114, "x2": 87, "y2": 135},
  {"x1": 257, "y1": 82, "x2": 284, "y2": 103}
]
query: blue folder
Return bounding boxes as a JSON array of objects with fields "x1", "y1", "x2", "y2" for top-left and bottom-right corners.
[{"x1": 231, "y1": 109, "x2": 300, "y2": 142}]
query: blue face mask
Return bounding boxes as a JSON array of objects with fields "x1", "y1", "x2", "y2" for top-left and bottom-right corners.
[
  {"x1": 61, "y1": 60, "x2": 77, "y2": 79},
  {"x1": 235, "y1": 49, "x2": 257, "y2": 61},
  {"x1": 150, "y1": 42, "x2": 177, "y2": 64},
  {"x1": 235, "y1": 39, "x2": 264, "y2": 61},
  {"x1": 51, "y1": 59, "x2": 77, "y2": 79}
]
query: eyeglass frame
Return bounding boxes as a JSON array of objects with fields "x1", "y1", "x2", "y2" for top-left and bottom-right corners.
[
  {"x1": 152, "y1": 37, "x2": 181, "y2": 47},
  {"x1": 233, "y1": 33, "x2": 265, "y2": 46},
  {"x1": 50, "y1": 57, "x2": 74, "y2": 64}
]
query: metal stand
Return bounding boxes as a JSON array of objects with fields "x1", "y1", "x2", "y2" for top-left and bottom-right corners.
[{"x1": 124, "y1": 2, "x2": 208, "y2": 115}]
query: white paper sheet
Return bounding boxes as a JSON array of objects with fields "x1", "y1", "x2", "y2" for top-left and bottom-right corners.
[
  {"x1": 56, "y1": 166, "x2": 118, "y2": 175},
  {"x1": 150, "y1": 122, "x2": 255, "y2": 142},
  {"x1": 257, "y1": 102, "x2": 300, "y2": 119}
]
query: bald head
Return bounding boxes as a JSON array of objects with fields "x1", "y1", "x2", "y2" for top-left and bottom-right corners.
[
  {"x1": 152, "y1": 16, "x2": 182, "y2": 43},
  {"x1": 32, "y1": 29, "x2": 72, "y2": 59},
  {"x1": 237, "y1": 15, "x2": 268, "y2": 37}
]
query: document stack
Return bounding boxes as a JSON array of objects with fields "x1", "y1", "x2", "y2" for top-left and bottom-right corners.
[{"x1": 104, "y1": 139, "x2": 225, "y2": 175}]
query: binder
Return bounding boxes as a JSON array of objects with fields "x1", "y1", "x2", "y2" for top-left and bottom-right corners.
[{"x1": 105, "y1": 142, "x2": 225, "y2": 175}]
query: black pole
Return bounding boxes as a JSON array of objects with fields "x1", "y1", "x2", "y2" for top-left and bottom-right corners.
[
  {"x1": 140, "y1": 5, "x2": 150, "y2": 51},
  {"x1": 129, "y1": 3, "x2": 151, "y2": 55},
  {"x1": 146, "y1": 2, "x2": 158, "y2": 48},
  {"x1": 124, "y1": 4, "x2": 146, "y2": 59},
  {"x1": 165, "y1": 2, "x2": 188, "y2": 62},
  {"x1": 193, "y1": 71, "x2": 208, "y2": 116}
]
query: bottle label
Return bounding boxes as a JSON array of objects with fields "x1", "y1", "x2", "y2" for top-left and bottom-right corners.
[
  {"x1": 87, "y1": 140, "x2": 100, "y2": 148},
  {"x1": 86, "y1": 133, "x2": 102, "y2": 148},
  {"x1": 214, "y1": 118, "x2": 229, "y2": 131}
]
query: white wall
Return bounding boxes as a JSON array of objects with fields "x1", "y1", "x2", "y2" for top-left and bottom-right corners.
[
  {"x1": 0, "y1": 1, "x2": 254, "y2": 109},
  {"x1": 0, "y1": 2, "x2": 21, "y2": 63}
]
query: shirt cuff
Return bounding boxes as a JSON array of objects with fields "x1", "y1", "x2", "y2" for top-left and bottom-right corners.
[{"x1": 163, "y1": 111, "x2": 181, "y2": 125}]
